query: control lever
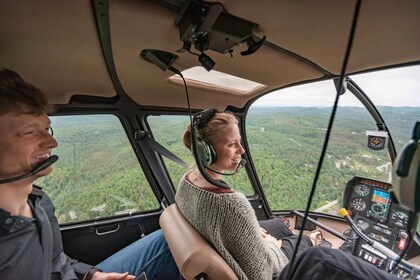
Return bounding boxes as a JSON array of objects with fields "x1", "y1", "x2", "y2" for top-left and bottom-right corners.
[{"x1": 356, "y1": 219, "x2": 370, "y2": 232}]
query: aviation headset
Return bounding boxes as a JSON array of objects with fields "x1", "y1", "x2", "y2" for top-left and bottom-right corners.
[
  {"x1": 192, "y1": 108, "x2": 218, "y2": 167},
  {"x1": 191, "y1": 108, "x2": 246, "y2": 190},
  {"x1": 392, "y1": 121, "x2": 420, "y2": 213}
]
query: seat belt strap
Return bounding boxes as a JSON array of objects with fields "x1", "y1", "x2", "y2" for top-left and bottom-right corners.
[{"x1": 135, "y1": 131, "x2": 189, "y2": 168}]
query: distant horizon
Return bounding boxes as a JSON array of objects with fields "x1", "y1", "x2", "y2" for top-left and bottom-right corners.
[{"x1": 253, "y1": 65, "x2": 420, "y2": 108}]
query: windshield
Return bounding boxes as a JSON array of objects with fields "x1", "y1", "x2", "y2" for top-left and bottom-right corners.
[{"x1": 246, "y1": 65, "x2": 420, "y2": 214}]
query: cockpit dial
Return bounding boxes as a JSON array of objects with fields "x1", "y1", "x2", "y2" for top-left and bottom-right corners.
[
  {"x1": 391, "y1": 211, "x2": 409, "y2": 228},
  {"x1": 370, "y1": 203, "x2": 387, "y2": 216},
  {"x1": 351, "y1": 197, "x2": 367, "y2": 211},
  {"x1": 354, "y1": 184, "x2": 370, "y2": 196}
]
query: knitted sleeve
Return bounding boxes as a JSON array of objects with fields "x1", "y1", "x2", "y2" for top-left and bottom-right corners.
[{"x1": 176, "y1": 176, "x2": 289, "y2": 280}]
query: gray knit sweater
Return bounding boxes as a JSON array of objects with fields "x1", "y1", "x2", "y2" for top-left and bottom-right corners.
[{"x1": 175, "y1": 173, "x2": 289, "y2": 280}]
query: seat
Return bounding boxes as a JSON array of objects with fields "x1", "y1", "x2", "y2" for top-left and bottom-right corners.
[
  {"x1": 392, "y1": 121, "x2": 420, "y2": 213},
  {"x1": 159, "y1": 204, "x2": 239, "y2": 280}
]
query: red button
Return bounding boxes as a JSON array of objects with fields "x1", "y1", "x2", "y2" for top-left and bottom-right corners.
[{"x1": 398, "y1": 239, "x2": 406, "y2": 250}]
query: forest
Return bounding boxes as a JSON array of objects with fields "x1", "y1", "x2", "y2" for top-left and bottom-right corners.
[{"x1": 38, "y1": 107, "x2": 419, "y2": 224}]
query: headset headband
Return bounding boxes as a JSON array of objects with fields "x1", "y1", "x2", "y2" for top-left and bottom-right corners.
[{"x1": 195, "y1": 108, "x2": 218, "y2": 130}]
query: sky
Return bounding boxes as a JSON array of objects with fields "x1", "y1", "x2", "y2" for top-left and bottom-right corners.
[{"x1": 254, "y1": 65, "x2": 420, "y2": 107}]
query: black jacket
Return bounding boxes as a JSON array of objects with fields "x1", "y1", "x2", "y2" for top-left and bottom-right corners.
[{"x1": 0, "y1": 186, "x2": 97, "y2": 280}]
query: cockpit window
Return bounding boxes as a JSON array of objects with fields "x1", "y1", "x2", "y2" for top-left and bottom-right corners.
[
  {"x1": 247, "y1": 66, "x2": 420, "y2": 214},
  {"x1": 350, "y1": 65, "x2": 420, "y2": 154},
  {"x1": 37, "y1": 114, "x2": 160, "y2": 224}
]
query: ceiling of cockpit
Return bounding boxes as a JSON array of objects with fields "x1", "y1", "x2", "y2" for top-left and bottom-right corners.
[{"x1": 1, "y1": 0, "x2": 419, "y2": 110}]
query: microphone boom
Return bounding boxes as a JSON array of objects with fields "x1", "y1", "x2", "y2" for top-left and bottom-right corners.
[
  {"x1": 207, "y1": 159, "x2": 246, "y2": 176},
  {"x1": 0, "y1": 155, "x2": 59, "y2": 184}
]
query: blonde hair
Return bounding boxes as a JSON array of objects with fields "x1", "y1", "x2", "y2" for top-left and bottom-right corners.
[{"x1": 183, "y1": 111, "x2": 239, "y2": 150}]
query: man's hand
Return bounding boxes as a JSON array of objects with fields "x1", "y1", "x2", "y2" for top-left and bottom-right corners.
[{"x1": 92, "y1": 271, "x2": 136, "y2": 280}]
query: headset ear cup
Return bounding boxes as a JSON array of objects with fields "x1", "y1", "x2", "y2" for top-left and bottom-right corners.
[
  {"x1": 196, "y1": 138, "x2": 217, "y2": 167},
  {"x1": 205, "y1": 138, "x2": 217, "y2": 165}
]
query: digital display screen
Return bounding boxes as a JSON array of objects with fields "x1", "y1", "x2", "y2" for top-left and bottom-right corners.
[{"x1": 369, "y1": 189, "x2": 391, "y2": 219}]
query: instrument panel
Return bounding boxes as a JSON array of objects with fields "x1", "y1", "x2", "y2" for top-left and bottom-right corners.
[
  {"x1": 342, "y1": 176, "x2": 414, "y2": 273},
  {"x1": 344, "y1": 177, "x2": 410, "y2": 232}
]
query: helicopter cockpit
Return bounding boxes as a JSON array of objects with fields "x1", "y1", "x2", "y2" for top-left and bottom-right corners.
[{"x1": 1, "y1": 1, "x2": 420, "y2": 279}]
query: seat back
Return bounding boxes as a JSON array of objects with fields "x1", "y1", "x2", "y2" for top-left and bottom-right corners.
[
  {"x1": 160, "y1": 204, "x2": 238, "y2": 280},
  {"x1": 392, "y1": 121, "x2": 420, "y2": 213}
]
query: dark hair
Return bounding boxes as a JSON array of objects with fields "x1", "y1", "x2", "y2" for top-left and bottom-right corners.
[
  {"x1": 183, "y1": 111, "x2": 239, "y2": 150},
  {"x1": 0, "y1": 69, "x2": 51, "y2": 116}
]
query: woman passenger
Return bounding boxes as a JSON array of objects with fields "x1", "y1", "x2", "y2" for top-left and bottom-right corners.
[{"x1": 175, "y1": 109, "x2": 322, "y2": 280}]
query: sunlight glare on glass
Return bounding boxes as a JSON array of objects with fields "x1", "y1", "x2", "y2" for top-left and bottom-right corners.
[{"x1": 170, "y1": 66, "x2": 265, "y2": 94}]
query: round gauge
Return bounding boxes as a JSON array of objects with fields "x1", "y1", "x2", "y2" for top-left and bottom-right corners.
[
  {"x1": 370, "y1": 137, "x2": 383, "y2": 147},
  {"x1": 354, "y1": 184, "x2": 370, "y2": 196},
  {"x1": 368, "y1": 136, "x2": 386, "y2": 150},
  {"x1": 351, "y1": 197, "x2": 367, "y2": 211},
  {"x1": 391, "y1": 211, "x2": 409, "y2": 228},
  {"x1": 370, "y1": 203, "x2": 386, "y2": 216}
]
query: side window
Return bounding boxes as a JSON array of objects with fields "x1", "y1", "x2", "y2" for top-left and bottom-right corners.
[
  {"x1": 246, "y1": 80, "x2": 391, "y2": 213},
  {"x1": 148, "y1": 115, "x2": 192, "y2": 189},
  {"x1": 38, "y1": 114, "x2": 160, "y2": 224},
  {"x1": 147, "y1": 115, "x2": 255, "y2": 195}
]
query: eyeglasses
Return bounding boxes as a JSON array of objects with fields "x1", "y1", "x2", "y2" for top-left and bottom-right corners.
[{"x1": 48, "y1": 127, "x2": 54, "y2": 136}]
